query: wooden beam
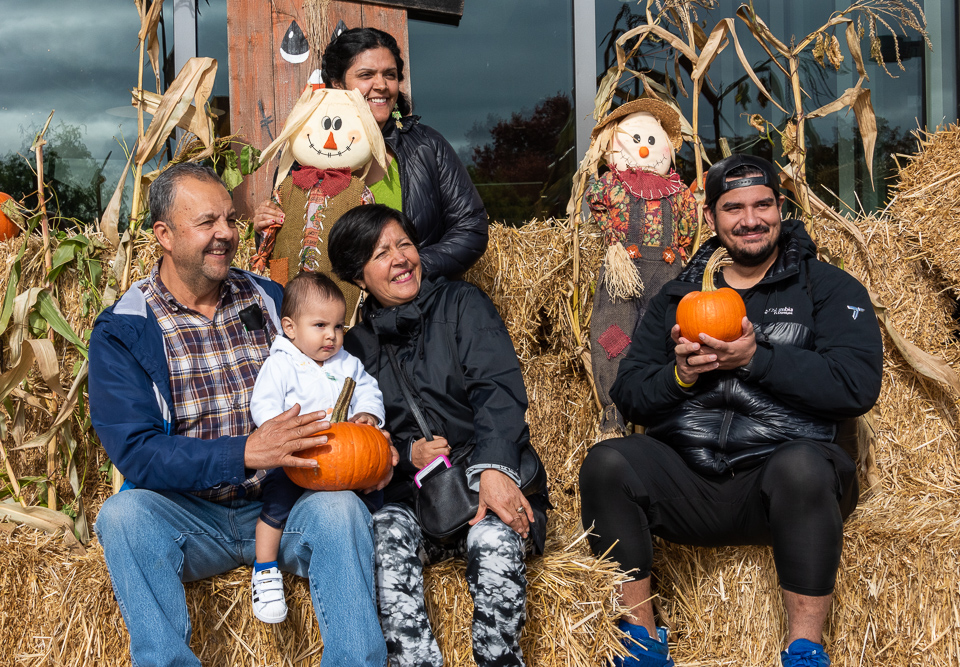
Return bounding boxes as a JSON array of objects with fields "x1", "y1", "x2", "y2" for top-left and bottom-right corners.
[{"x1": 361, "y1": 0, "x2": 463, "y2": 22}]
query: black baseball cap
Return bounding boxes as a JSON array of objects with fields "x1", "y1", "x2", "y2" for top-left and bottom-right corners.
[{"x1": 704, "y1": 154, "x2": 779, "y2": 207}]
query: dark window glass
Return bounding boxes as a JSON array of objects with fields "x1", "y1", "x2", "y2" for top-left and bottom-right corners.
[
  {"x1": 408, "y1": 0, "x2": 575, "y2": 225},
  {"x1": 0, "y1": 0, "x2": 228, "y2": 228},
  {"x1": 595, "y1": 0, "x2": 927, "y2": 213}
]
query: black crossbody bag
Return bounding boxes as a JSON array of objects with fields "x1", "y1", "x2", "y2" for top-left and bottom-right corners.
[{"x1": 385, "y1": 345, "x2": 546, "y2": 541}]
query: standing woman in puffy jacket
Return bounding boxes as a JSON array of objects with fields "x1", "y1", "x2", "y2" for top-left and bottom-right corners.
[{"x1": 254, "y1": 27, "x2": 489, "y2": 278}]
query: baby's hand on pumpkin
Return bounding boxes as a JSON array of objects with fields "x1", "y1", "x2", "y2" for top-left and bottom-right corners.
[{"x1": 349, "y1": 412, "x2": 379, "y2": 426}]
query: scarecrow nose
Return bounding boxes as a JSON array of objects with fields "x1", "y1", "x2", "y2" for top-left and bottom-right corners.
[
  {"x1": 324, "y1": 132, "x2": 338, "y2": 150},
  {"x1": 638, "y1": 146, "x2": 650, "y2": 159}
]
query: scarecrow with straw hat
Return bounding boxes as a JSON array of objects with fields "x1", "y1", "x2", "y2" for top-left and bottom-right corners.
[
  {"x1": 587, "y1": 97, "x2": 697, "y2": 433},
  {"x1": 253, "y1": 72, "x2": 387, "y2": 321}
]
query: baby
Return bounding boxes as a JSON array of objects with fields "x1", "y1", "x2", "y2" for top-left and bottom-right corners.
[{"x1": 249, "y1": 271, "x2": 385, "y2": 624}]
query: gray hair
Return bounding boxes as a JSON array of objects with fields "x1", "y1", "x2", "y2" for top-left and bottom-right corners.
[{"x1": 149, "y1": 162, "x2": 224, "y2": 228}]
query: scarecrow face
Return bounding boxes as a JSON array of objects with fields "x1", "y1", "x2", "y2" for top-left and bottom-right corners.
[
  {"x1": 609, "y1": 111, "x2": 674, "y2": 175},
  {"x1": 290, "y1": 92, "x2": 374, "y2": 170}
]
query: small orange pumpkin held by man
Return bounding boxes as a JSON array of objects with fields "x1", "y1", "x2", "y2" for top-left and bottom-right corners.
[
  {"x1": 676, "y1": 286, "x2": 747, "y2": 343},
  {"x1": 284, "y1": 377, "x2": 393, "y2": 491},
  {"x1": 0, "y1": 192, "x2": 21, "y2": 242}
]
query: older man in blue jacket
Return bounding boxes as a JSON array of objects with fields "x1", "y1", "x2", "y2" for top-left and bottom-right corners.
[{"x1": 89, "y1": 163, "x2": 392, "y2": 666}]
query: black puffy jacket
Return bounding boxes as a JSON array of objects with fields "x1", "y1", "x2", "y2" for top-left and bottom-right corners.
[
  {"x1": 611, "y1": 221, "x2": 883, "y2": 476},
  {"x1": 383, "y1": 116, "x2": 489, "y2": 277}
]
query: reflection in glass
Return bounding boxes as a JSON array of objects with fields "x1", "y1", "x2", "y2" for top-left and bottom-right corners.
[
  {"x1": 0, "y1": 0, "x2": 230, "y2": 228},
  {"x1": 409, "y1": 0, "x2": 575, "y2": 224},
  {"x1": 593, "y1": 0, "x2": 928, "y2": 213}
]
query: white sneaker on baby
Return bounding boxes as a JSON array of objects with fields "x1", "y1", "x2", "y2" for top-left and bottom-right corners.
[{"x1": 251, "y1": 566, "x2": 287, "y2": 623}]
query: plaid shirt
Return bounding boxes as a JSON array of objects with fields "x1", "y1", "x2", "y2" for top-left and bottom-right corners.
[{"x1": 140, "y1": 264, "x2": 278, "y2": 502}]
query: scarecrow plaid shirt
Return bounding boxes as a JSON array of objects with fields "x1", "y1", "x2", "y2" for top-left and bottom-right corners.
[{"x1": 140, "y1": 263, "x2": 278, "y2": 503}]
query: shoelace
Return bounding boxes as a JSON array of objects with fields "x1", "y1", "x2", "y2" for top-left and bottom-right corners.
[{"x1": 782, "y1": 648, "x2": 829, "y2": 667}]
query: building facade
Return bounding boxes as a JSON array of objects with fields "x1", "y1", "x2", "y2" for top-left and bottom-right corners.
[{"x1": 1, "y1": 0, "x2": 956, "y2": 225}]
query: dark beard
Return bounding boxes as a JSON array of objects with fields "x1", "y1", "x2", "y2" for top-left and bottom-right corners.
[{"x1": 724, "y1": 232, "x2": 778, "y2": 267}]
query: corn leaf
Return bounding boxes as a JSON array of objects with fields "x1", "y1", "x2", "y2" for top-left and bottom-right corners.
[
  {"x1": 0, "y1": 500, "x2": 84, "y2": 553},
  {"x1": 100, "y1": 147, "x2": 135, "y2": 247},
  {"x1": 35, "y1": 290, "x2": 88, "y2": 358},
  {"x1": 135, "y1": 57, "x2": 218, "y2": 166},
  {"x1": 692, "y1": 19, "x2": 787, "y2": 114},
  {"x1": 617, "y1": 24, "x2": 700, "y2": 68},
  {"x1": 136, "y1": 0, "x2": 164, "y2": 89},
  {"x1": 852, "y1": 88, "x2": 877, "y2": 188},
  {"x1": 240, "y1": 144, "x2": 261, "y2": 175},
  {"x1": 221, "y1": 149, "x2": 243, "y2": 191}
]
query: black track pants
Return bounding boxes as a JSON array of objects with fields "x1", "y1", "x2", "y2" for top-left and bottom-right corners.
[{"x1": 579, "y1": 435, "x2": 858, "y2": 596}]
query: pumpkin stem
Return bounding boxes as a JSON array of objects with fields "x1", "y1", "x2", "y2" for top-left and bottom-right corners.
[
  {"x1": 702, "y1": 247, "x2": 733, "y2": 291},
  {"x1": 331, "y1": 377, "x2": 356, "y2": 423}
]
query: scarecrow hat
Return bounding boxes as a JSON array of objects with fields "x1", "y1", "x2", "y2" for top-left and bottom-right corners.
[{"x1": 591, "y1": 97, "x2": 683, "y2": 150}]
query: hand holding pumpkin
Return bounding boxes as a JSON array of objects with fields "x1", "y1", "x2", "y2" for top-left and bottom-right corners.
[
  {"x1": 349, "y1": 412, "x2": 380, "y2": 426},
  {"x1": 245, "y1": 403, "x2": 330, "y2": 470},
  {"x1": 695, "y1": 317, "x2": 757, "y2": 371}
]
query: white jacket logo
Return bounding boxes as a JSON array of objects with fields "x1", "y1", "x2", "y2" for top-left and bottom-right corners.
[
  {"x1": 764, "y1": 307, "x2": 793, "y2": 316},
  {"x1": 848, "y1": 306, "x2": 865, "y2": 320}
]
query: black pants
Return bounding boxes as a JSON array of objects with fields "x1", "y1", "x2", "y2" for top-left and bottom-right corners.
[{"x1": 579, "y1": 435, "x2": 858, "y2": 596}]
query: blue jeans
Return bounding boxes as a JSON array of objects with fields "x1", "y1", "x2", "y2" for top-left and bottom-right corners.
[{"x1": 94, "y1": 488, "x2": 387, "y2": 667}]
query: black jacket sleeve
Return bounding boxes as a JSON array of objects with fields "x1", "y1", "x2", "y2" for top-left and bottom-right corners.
[
  {"x1": 411, "y1": 125, "x2": 489, "y2": 277},
  {"x1": 455, "y1": 285, "x2": 529, "y2": 473}
]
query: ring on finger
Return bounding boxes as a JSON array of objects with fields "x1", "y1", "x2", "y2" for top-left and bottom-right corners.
[{"x1": 516, "y1": 506, "x2": 525, "y2": 515}]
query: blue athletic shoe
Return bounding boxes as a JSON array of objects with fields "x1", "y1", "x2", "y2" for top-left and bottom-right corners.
[
  {"x1": 613, "y1": 620, "x2": 675, "y2": 667},
  {"x1": 780, "y1": 638, "x2": 831, "y2": 667}
]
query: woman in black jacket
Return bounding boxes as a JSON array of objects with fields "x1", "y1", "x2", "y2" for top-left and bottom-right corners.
[
  {"x1": 255, "y1": 27, "x2": 488, "y2": 278},
  {"x1": 330, "y1": 204, "x2": 548, "y2": 667}
]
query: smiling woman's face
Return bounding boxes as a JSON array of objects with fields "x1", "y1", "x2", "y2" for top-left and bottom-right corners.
[
  {"x1": 289, "y1": 92, "x2": 373, "y2": 170},
  {"x1": 358, "y1": 220, "x2": 422, "y2": 307}
]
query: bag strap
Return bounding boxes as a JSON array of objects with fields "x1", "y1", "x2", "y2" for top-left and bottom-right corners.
[{"x1": 385, "y1": 344, "x2": 434, "y2": 442}]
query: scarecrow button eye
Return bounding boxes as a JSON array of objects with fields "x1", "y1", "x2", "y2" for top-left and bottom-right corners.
[
  {"x1": 322, "y1": 117, "x2": 332, "y2": 130},
  {"x1": 632, "y1": 134, "x2": 643, "y2": 144},
  {"x1": 333, "y1": 117, "x2": 342, "y2": 130},
  {"x1": 648, "y1": 136, "x2": 656, "y2": 145}
]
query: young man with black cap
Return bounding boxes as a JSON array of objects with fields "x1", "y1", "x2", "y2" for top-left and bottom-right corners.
[{"x1": 579, "y1": 154, "x2": 883, "y2": 667}]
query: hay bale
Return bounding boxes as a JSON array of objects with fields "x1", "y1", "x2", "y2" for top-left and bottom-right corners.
[
  {"x1": 10, "y1": 148, "x2": 960, "y2": 665},
  {"x1": 887, "y1": 124, "x2": 960, "y2": 296},
  {"x1": 3, "y1": 522, "x2": 625, "y2": 667}
]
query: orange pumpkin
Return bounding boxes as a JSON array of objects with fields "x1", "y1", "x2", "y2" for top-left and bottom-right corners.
[
  {"x1": 676, "y1": 287, "x2": 746, "y2": 342},
  {"x1": 0, "y1": 192, "x2": 20, "y2": 242},
  {"x1": 284, "y1": 421, "x2": 392, "y2": 491},
  {"x1": 283, "y1": 377, "x2": 392, "y2": 491}
]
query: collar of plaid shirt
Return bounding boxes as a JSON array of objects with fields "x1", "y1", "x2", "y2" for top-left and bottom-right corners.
[{"x1": 140, "y1": 263, "x2": 277, "y2": 502}]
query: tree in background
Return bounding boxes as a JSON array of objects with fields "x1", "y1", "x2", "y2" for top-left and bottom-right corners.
[{"x1": 469, "y1": 93, "x2": 574, "y2": 224}]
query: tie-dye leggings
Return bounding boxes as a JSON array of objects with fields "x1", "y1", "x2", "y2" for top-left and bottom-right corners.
[{"x1": 372, "y1": 502, "x2": 528, "y2": 666}]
